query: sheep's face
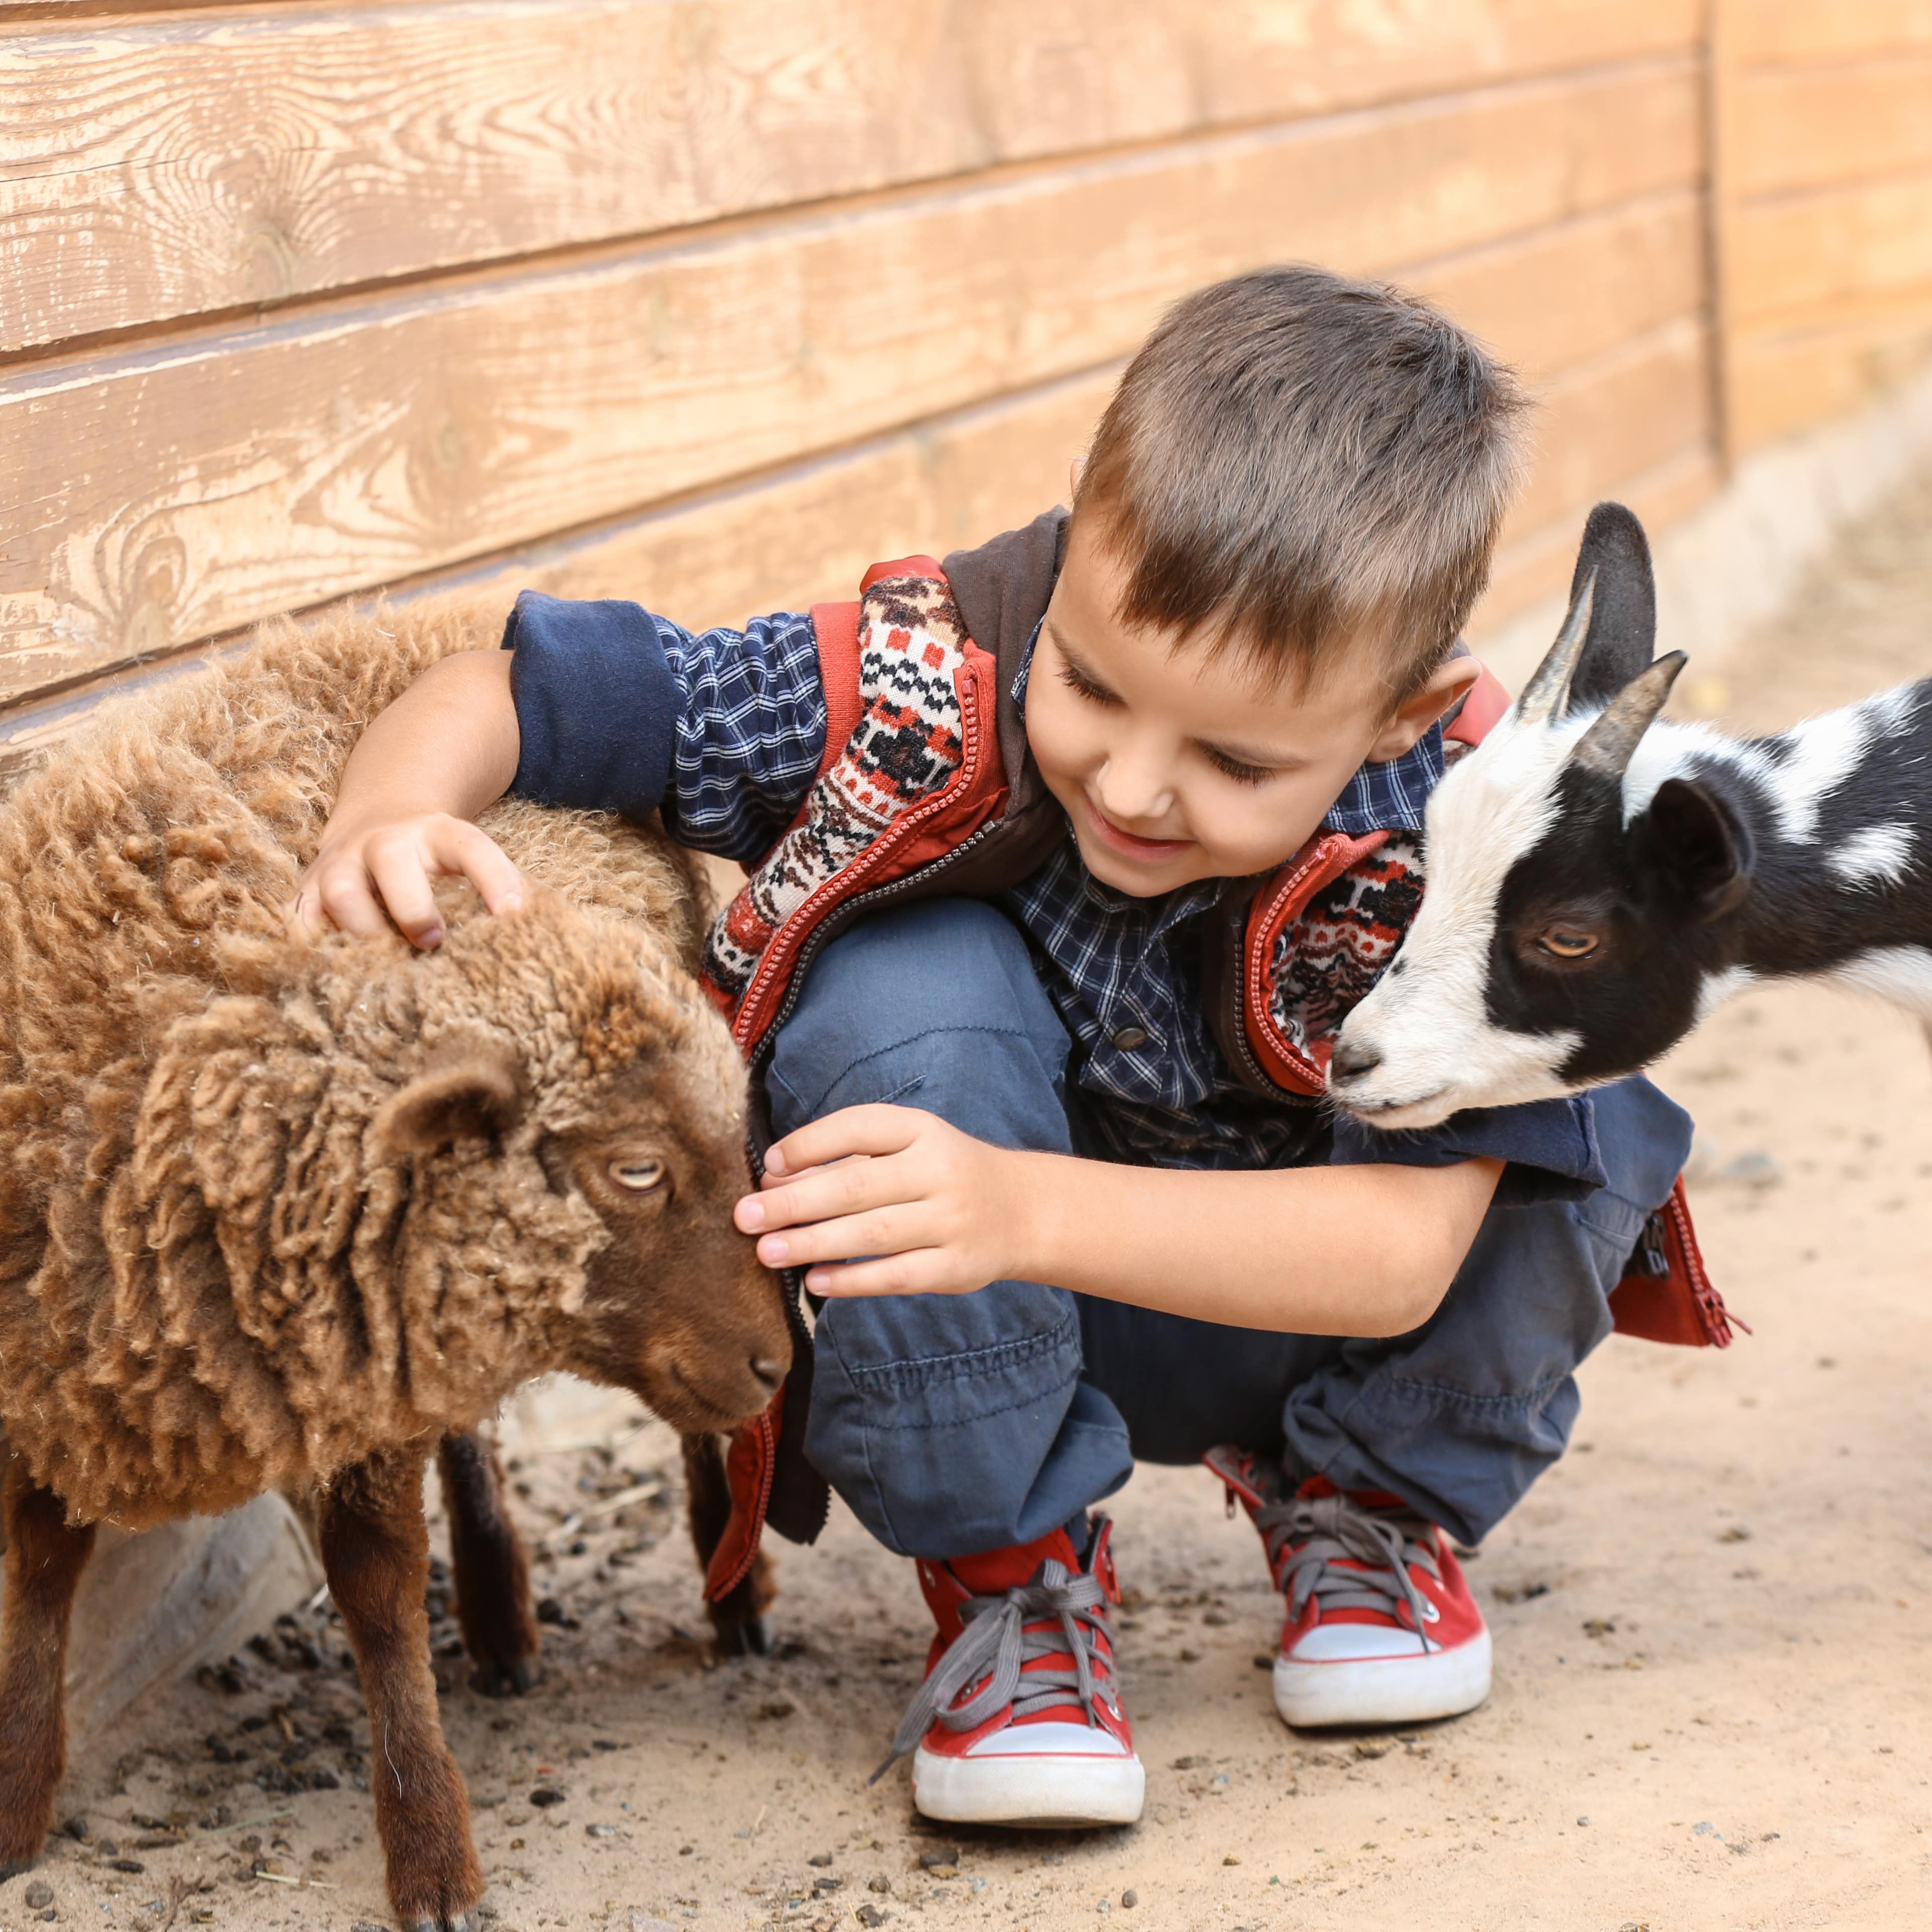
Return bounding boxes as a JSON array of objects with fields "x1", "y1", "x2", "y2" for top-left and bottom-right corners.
[
  {"x1": 375, "y1": 896, "x2": 789, "y2": 1432},
  {"x1": 547, "y1": 1037, "x2": 790, "y2": 1432}
]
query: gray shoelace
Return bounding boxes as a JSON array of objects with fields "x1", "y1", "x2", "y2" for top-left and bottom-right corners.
[
  {"x1": 1254, "y1": 1489, "x2": 1441, "y2": 1652},
  {"x1": 871, "y1": 1560, "x2": 1118, "y2": 1782}
]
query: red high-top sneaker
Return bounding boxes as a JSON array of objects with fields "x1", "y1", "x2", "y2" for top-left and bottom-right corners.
[
  {"x1": 874, "y1": 1518, "x2": 1144, "y2": 1826},
  {"x1": 1205, "y1": 1447, "x2": 1491, "y2": 1728}
]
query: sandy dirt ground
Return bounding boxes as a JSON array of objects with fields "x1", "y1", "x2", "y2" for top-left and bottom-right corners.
[{"x1": 7, "y1": 472, "x2": 1932, "y2": 1932}]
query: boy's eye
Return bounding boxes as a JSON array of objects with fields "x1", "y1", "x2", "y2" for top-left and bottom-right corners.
[
  {"x1": 1202, "y1": 746, "x2": 1275, "y2": 786},
  {"x1": 1055, "y1": 660, "x2": 1119, "y2": 707}
]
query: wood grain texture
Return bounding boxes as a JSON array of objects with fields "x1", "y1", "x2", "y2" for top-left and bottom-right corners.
[
  {"x1": 1729, "y1": 172, "x2": 1932, "y2": 327},
  {"x1": 1727, "y1": 58, "x2": 1932, "y2": 197},
  {"x1": 1726, "y1": 0, "x2": 1932, "y2": 65},
  {"x1": 0, "y1": 61, "x2": 1702, "y2": 704},
  {"x1": 1, "y1": 0, "x2": 1700, "y2": 348},
  {"x1": 0, "y1": 338, "x2": 1714, "y2": 773},
  {"x1": 1728, "y1": 303, "x2": 1932, "y2": 448}
]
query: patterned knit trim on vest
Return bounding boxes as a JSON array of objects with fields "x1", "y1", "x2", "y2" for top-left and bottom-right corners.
[
  {"x1": 703, "y1": 575, "x2": 970, "y2": 1009},
  {"x1": 1267, "y1": 834, "x2": 1425, "y2": 1070}
]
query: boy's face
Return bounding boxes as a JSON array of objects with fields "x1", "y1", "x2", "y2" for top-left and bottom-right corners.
[{"x1": 1027, "y1": 511, "x2": 1478, "y2": 896}]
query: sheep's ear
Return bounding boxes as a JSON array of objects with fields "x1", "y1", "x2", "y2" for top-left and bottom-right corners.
[
  {"x1": 378, "y1": 1040, "x2": 524, "y2": 1152},
  {"x1": 1645, "y1": 774, "x2": 1753, "y2": 923},
  {"x1": 1562, "y1": 503, "x2": 1657, "y2": 714}
]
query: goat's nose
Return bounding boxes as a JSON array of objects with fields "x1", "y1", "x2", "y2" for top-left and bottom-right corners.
[
  {"x1": 750, "y1": 1356, "x2": 785, "y2": 1398},
  {"x1": 1329, "y1": 1038, "x2": 1383, "y2": 1085}
]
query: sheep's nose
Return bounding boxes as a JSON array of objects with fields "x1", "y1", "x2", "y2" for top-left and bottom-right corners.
[
  {"x1": 750, "y1": 1356, "x2": 785, "y2": 1398},
  {"x1": 1329, "y1": 1038, "x2": 1383, "y2": 1085}
]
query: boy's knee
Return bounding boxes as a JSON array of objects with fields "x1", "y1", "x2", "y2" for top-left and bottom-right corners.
[{"x1": 769, "y1": 899, "x2": 1071, "y2": 1132}]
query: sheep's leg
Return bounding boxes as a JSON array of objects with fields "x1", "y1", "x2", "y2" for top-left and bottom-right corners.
[
  {"x1": 680, "y1": 1433, "x2": 776, "y2": 1658},
  {"x1": 436, "y1": 1432, "x2": 539, "y2": 1698},
  {"x1": 0, "y1": 1459, "x2": 95, "y2": 1879},
  {"x1": 319, "y1": 1447, "x2": 481, "y2": 1932}
]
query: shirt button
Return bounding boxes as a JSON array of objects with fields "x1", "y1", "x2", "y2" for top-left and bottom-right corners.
[{"x1": 1110, "y1": 1025, "x2": 1148, "y2": 1051}]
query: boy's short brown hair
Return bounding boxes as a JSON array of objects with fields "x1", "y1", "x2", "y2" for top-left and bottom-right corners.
[{"x1": 1076, "y1": 265, "x2": 1527, "y2": 699}]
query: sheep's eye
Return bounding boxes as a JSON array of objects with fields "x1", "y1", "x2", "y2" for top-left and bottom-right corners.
[
  {"x1": 608, "y1": 1158, "x2": 667, "y2": 1192},
  {"x1": 1537, "y1": 926, "x2": 1600, "y2": 960}
]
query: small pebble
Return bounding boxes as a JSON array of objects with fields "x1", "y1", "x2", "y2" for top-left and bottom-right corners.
[
  {"x1": 1223, "y1": 1854, "x2": 1241, "y2": 1866},
  {"x1": 809, "y1": 1852, "x2": 834, "y2": 1867},
  {"x1": 529, "y1": 1785, "x2": 566, "y2": 1808},
  {"x1": 918, "y1": 1846, "x2": 960, "y2": 1870},
  {"x1": 586, "y1": 1822, "x2": 618, "y2": 1839},
  {"x1": 1121, "y1": 1889, "x2": 1140, "y2": 1908},
  {"x1": 1577, "y1": 1815, "x2": 1590, "y2": 1826},
  {"x1": 23, "y1": 1882, "x2": 54, "y2": 1909}
]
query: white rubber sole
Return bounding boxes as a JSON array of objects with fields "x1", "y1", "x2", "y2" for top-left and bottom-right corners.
[
  {"x1": 911, "y1": 1745, "x2": 1147, "y2": 1827},
  {"x1": 1273, "y1": 1627, "x2": 1492, "y2": 1729}
]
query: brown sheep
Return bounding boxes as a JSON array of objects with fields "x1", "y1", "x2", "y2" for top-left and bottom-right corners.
[{"x1": 0, "y1": 594, "x2": 790, "y2": 1930}]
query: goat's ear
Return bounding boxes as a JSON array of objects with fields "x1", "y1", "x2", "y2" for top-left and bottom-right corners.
[
  {"x1": 1564, "y1": 503, "x2": 1657, "y2": 714},
  {"x1": 378, "y1": 1039, "x2": 524, "y2": 1152},
  {"x1": 1645, "y1": 774, "x2": 1754, "y2": 922}
]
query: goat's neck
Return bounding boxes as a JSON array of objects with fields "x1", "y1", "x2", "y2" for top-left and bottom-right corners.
[{"x1": 1631, "y1": 685, "x2": 1932, "y2": 1012}]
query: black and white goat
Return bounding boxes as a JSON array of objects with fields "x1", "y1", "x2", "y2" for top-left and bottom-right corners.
[{"x1": 1329, "y1": 501, "x2": 1932, "y2": 1130}]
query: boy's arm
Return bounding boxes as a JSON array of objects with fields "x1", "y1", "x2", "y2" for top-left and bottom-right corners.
[
  {"x1": 292, "y1": 649, "x2": 525, "y2": 947},
  {"x1": 736, "y1": 1106, "x2": 1502, "y2": 1336}
]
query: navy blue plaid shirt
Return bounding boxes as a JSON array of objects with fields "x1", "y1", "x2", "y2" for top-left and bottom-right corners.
[{"x1": 507, "y1": 594, "x2": 1605, "y2": 1194}]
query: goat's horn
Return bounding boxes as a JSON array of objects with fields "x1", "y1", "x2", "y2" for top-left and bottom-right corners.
[
  {"x1": 1569, "y1": 651, "x2": 1687, "y2": 777},
  {"x1": 1514, "y1": 571, "x2": 1598, "y2": 727}
]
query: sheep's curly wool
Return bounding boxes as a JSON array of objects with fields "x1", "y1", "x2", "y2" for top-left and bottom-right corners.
[{"x1": 0, "y1": 595, "x2": 718, "y2": 1530}]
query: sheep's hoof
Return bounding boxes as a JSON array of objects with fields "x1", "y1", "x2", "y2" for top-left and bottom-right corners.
[
  {"x1": 0, "y1": 1858, "x2": 38, "y2": 1883},
  {"x1": 712, "y1": 1614, "x2": 771, "y2": 1658},
  {"x1": 408, "y1": 1915, "x2": 479, "y2": 1931},
  {"x1": 469, "y1": 1656, "x2": 536, "y2": 1698}
]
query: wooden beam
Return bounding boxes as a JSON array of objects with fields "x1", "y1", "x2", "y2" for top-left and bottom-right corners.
[
  {"x1": 1, "y1": 0, "x2": 1701, "y2": 349},
  {"x1": 1727, "y1": 302, "x2": 1932, "y2": 448},
  {"x1": 1729, "y1": 57, "x2": 1932, "y2": 197},
  {"x1": 1728, "y1": 172, "x2": 1932, "y2": 329},
  {"x1": 0, "y1": 60, "x2": 1704, "y2": 706},
  {"x1": 1725, "y1": 0, "x2": 1932, "y2": 66}
]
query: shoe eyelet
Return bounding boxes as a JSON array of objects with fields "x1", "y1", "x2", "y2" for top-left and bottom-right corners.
[{"x1": 1421, "y1": 1600, "x2": 1441, "y2": 1623}]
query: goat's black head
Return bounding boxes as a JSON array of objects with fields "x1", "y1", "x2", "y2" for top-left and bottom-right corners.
[{"x1": 1330, "y1": 503, "x2": 1754, "y2": 1128}]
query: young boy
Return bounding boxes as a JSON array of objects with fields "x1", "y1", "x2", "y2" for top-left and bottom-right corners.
[{"x1": 297, "y1": 267, "x2": 1693, "y2": 1828}]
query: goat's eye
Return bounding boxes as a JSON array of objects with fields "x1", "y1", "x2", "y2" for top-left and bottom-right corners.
[
  {"x1": 1537, "y1": 925, "x2": 1600, "y2": 960},
  {"x1": 608, "y1": 1158, "x2": 667, "y2": 1192}
]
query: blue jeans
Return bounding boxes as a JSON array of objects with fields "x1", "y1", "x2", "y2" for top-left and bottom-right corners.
[{"x1": 769, "y1": 899, "x2": 1691, "y2": 1557}]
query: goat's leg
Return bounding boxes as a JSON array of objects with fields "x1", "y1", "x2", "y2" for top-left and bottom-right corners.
[
  {"x1": 0, "y1": 1457, "x2": 95, "y2": 1879},
  {"x1": 436, "y1": 1432, "x2": 539, "y2": 1698},
  {"x1": 319, "y1": 1447, "x2": 481, "y2": 1932},
  {"x1": 681, "y1": 1433, "x2": 776, "y2": 1658}
]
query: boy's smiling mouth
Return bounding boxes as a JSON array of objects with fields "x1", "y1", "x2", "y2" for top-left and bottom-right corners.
[{"x1": 1082, "y1": 797, "x2": 1194, "y2": 863}]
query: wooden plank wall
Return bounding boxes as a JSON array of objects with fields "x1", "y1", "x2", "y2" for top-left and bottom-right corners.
[
  {"x1": 1, "y1": 0, "x2": 1924, "y2": 757},
  {"x1": 1716, "y1": 1, "x2": 1932, "y2": 454}
]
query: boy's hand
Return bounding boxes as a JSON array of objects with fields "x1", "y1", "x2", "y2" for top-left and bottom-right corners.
[
  {"x1": 735, "y1": 1105, "x2": 1030, "y2": 1297},
  {"x1": 290, "y1": 812, "x2": 525, "y2": 949}
]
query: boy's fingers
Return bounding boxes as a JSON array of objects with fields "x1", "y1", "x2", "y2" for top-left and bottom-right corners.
[
  {"x1": 285, "y1": 882, "x2": 329, "y2": 943},
  {"x1": 367, "y1": 844, "x2": 447, "y2": 948},
  {"x1": 767, "y1": 1104, "x2": 929, "y2": 1176},
  {"x1": 431, "y1": 821, "x2": 525, "y2": 916},
  {"x1": 312, "y1": 864, "x2": 397, "y2": 939},
  {"x1": 739, "y1": 1156, "x2": 911, "y2": 1233},
  {"x1": 804, "y1": 1253, "x2": 960, "y2": 1299},
  {"x1": 749, "y1": 1202, "x2": 929, "y2": 1271}
]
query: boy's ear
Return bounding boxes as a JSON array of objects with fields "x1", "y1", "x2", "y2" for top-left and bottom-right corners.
[
  {"x1": 1067, "y1": 454, "x2": 1087, "y2": 499},
  {"x1": 1365, "y1": 655, "x2": 1482, "y2": 762}
]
